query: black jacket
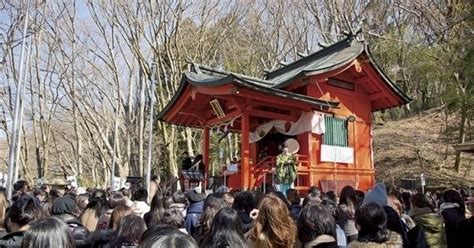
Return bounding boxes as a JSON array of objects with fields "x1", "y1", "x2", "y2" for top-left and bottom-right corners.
[
  {"x1": 88, "y1": 229, "x2": 117, "y2": 248},
  {"x1": 55, "y1": 214, "x2": 90, "y2": 247},
  {"x1": 440, "y1": 207, "x2": 472, "y2": 248},
  {"x1": 237, "y1": 210, "x2": 253, "y2": 234},
  {"x1": 383, "y1": 206, "x2": 411, "y2": 248}
]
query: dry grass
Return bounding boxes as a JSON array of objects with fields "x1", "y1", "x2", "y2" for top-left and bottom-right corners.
[{"x1": 373, "y1": 108, "x2": 474, "y2": 189}]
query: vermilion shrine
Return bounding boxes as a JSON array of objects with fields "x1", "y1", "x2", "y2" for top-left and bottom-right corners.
[{"x1": 157, "y1": 34, "x2": 410, "y2": 193}]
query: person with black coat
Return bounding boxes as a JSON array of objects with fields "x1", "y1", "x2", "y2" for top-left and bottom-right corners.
[
  {"x1": 439, "y1": 189, "x2": 473, "y2": 248},
  {"x1": 232, "y1": 191, "x2": 255, "y2": 234},
  {"x1": 51, "y1": 193, "x2": 90, "y2": 247},
  {"x1": 363, "y1": 183, "x2": 413, "y2": 248}
]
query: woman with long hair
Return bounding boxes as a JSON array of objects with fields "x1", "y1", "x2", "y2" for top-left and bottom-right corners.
[
  {"x1": 248, "y1": 195, "x2": 296, "y2": 248},
  {"x1": 81, "y1": 196, "x2": 107, "y2": 232},
  {"x1": 144, "y1": 193, "x2": 166, "y2": 228},
  {"x1": 201, "y1": 207, "x2": 245, "y2": 248},
  {"x1": 96, "y1": 193, "x2": 126, "y2": 230},
  {"x1": 89, "y1": 204, "x2": 135, "y2": 248},
  {"x1": 338, "y1": 185, "x2": 358, "y2": 242},
  {"x1": 21, "y1": 217, "x2": 75, "y2": 248},
  {"x1": 193, "y1": 193, "x2": 227, "y2": 243},
  {"x1": 349, "y1": 202, "x2": 402, "y2": 248},
  {"x1": 115, "y1": 215, "x2": 147, "y2": 247},
  {"x1": 297, "y1": 204, "x2": 338, "y2": 248}
]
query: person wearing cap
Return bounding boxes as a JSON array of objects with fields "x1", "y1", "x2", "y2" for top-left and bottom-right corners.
[
  {"x1": 275, "y1": 143, "x2": 297, "y2": 197},
  {"x1": 184, "y1": 189, "x2": 205, "y2": 236}
]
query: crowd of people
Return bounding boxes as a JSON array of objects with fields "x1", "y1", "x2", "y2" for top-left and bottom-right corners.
[{"x1": 0, "y1": 179, "x2": 472, "y2": 248}]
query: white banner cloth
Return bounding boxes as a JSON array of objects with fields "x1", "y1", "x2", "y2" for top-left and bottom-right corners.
[{"x1": 320, "y1": 145, "x2": 354, "y2": 163}]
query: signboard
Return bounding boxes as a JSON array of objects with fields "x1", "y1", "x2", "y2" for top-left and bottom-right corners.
[
  {"x1": 66, "y1": 176, "x2": 78, "y2": 188},
  {"x1": 227, "y1": 163, "x2": 239, "y2": 172},
  {"x1": 420, "y1": 173, "x2": 426, "y2": 186},
  {"x1": 112, "y1": 176, "x2": 122, "y2": 191}
]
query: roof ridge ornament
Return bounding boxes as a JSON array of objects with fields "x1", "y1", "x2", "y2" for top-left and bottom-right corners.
[
  {"x1": 187, "y1": 61, "x2": 201, "y2": 74},
  {"x1": 318, "y1": 42, "x2": 329, "y2": 48},
  {"x1": 342, "y1": 15, "x2": 363, "y2": 41},
  {"x1": 297, "y1": 52, "x2": 308, "y2": 58}
]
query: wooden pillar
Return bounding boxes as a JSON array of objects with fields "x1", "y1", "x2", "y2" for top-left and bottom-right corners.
[
  {"x1": 241, "y1": 113, "x2": 250, "y2": 190},
  {"x1": 203, "y1": 127, "x2": 210, "y2": 176}
]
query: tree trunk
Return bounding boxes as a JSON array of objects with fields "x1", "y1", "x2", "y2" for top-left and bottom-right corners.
[
  {"x1": 454, "y1": 99, "x2": 467, "y2": 173},
  {"x1": 138, "y1": 71, "x2": 146, "y2": 177},
  {"x1": 185, "y1": 128, "x2": 195, "y2": 157}
]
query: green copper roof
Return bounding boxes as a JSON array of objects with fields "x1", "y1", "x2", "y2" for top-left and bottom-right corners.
[
  {"x1": 157, "y1": 33, "x2": 411, "y2": 122},
  {"x1": 185, "y1": 66, "x2": 339, "y2": 107},
  {"x1": 156, "y1": 68, "x2": 339, "y2": 121},
  {"x1": 266, "y1": 36, "x2": 364, "y2": 88}
]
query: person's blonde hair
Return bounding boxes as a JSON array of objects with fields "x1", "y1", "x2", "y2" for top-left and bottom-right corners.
[{"x1": 250, "y1": 195, "x2": 296, "y2": 248}]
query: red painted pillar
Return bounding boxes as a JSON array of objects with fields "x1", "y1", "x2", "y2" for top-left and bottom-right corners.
[
  {"x1": 241, "y1": 113, "x2": 250, "y2": 190},
  {"x1": 203, "y1": 127, "x2": 210, "y2": 177}
]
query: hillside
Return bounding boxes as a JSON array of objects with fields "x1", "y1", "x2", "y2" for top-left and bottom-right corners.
[{"x1": 373, "y1": 108, "x2": 474, "y2": 189}]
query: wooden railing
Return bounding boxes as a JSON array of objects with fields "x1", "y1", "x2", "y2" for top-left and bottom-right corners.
[{"x1": 251, "y1": 155, "x2": 310, "y2": 191}]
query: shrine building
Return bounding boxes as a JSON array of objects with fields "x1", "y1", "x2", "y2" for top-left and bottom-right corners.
[{"x1": 157, "y1": 33, "x2": 410, "y2": 193}]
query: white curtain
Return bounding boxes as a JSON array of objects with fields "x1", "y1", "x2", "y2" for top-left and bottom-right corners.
[{"x1": 249, "y1": 111, "x2": 326, "y2": 143}]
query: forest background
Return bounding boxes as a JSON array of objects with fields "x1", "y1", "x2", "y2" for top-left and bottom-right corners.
[{"x1": 0, "y1": 0, "x2": 472, "y2": 188}]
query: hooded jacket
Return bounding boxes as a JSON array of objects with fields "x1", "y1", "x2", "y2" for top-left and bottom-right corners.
[
  {"x1": 55, "y1": 214, "x2": 91, "y2": 247},
  {"x1": 51, "y1": 194, "x2": 78, "y2": 216},
  {"x1": 184, "y1": 200, "x2": 204, "y2": 236},
  {"x1": 410, "y1": 207, "x2": 447, "y2": 248},
  {"x1": 51, "y1": 194, "x2": 91, "y2": 247},
  {"x1": 363, "y1": 183, "x2": 410, "y2": 248},
  {"x1": 363, "y1": 183, "x2": 388, "y2": 207}
]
